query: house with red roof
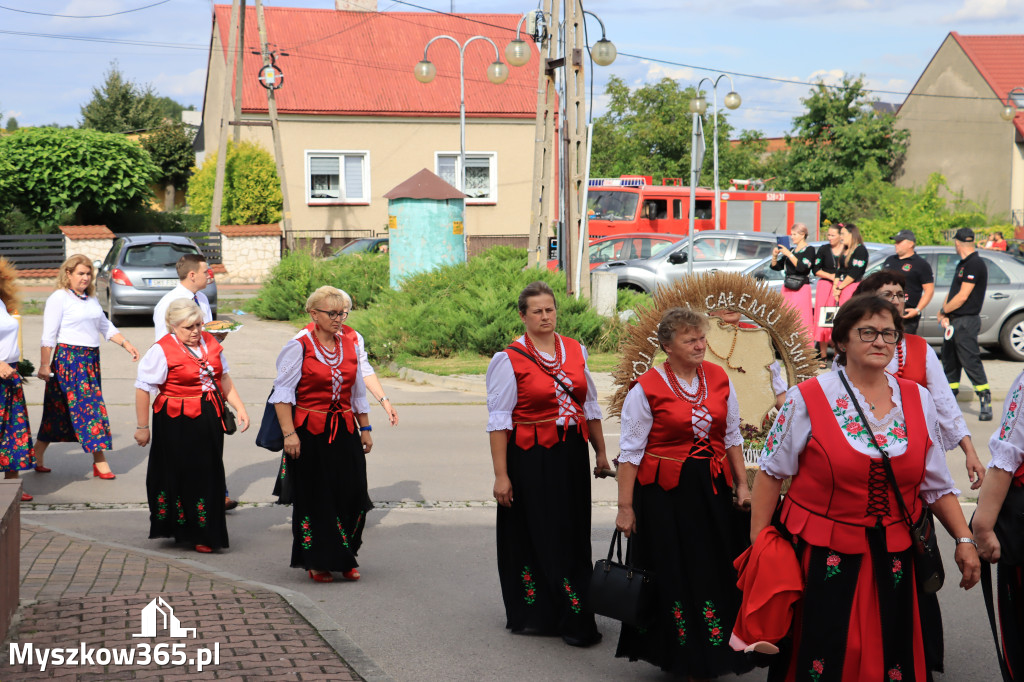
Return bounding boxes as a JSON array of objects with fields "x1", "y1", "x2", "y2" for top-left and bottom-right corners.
[
  {"x1": 199, "y1": 1, "x2": 544, "y2": 247},
  {"x1": 895, "y1": 32, "x2": 1024, "y2": 225}
]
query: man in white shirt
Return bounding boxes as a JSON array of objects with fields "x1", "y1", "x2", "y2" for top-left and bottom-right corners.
[{"x1": 153, "y1": 253, "x2": 214, "y2": 341}]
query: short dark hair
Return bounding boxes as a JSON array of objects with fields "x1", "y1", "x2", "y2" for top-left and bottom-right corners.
[
  {"x1": 657, "y1": 307, "x2": 708, "y2": 350},
  {"x1": 176, "y1": 253, "x2": 207, "y2": 280},
  {"x1": 832, "y1": 295, "x2": 903, "y2": 367},
  {"x1": 518, "y1": 281, "x2": 556, "y2": 314},
  {"x1": 857, "y1": 270, "x2": 906, "y2": 296}
]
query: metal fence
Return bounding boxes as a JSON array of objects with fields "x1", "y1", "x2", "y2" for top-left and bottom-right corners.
[
  {"x1": 120, "y1": 232, "x2": 223, "y2": 265},
  {"x1": 0, "y1": 234, "x2": 65, "y2": 270},
  {"x1": 467, "y1": 234, "x2": 529, "y2": 258}
]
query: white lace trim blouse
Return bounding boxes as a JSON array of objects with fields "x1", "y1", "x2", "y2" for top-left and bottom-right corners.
[
  {"x1": 40, "y1": 289, "x2": 119, "y2": 348},
  {"x1": 618, "y1": 366, "x2": 742, "y2": 466},
  {"x1": 269, "y1": 329, "x2": 369, "y2": 414},
  {"x1": 989, "y1": 369, "x2": 1024, "y2": 474},
  {"x1": 293, "y1": 327, "x2": 374, "y2": 377},
  {"x1": 134, "y1": 339, "x2": 231, "y2": 393},
  {"x1": 759, "y1": 370, "x2": 959, "y2": 504},
  {"x1": 485, "y1": 335, "x2": 603, "y2": 432}
]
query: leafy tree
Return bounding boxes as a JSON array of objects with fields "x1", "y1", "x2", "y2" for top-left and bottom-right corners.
[
  {"x1": 591, "y1": 76, "x2": 769, "y2": 185},
  {"x1": 4, "y1": 117, "x2": 16, "y2": 132},
  {"x1": 153, "y1": 96, "x2": 195, "y2": 123},
  {"x1": 141, "y1": 121, "x2": 197, "y2": 210},
  {"x1": 80, "y1": 61, "x2": 163, "y2": 133},
  {"x1": 0, "y1": 127, "x2": 157, "y2": 230},
  {"x1": 187, "y1": 140, "x2": 283, "y2": 226},
  {"x1": 775, "y1": 74, "x2": 909, "y2": 221}
]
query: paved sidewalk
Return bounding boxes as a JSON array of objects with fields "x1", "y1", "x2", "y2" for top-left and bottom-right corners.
[{"x1": 6, "y1": 524, "x2": 369, "y2": 681}]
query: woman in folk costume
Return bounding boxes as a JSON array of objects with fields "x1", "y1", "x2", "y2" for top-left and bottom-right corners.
[
  {"x1": 749, "y1": 295, "x2": 979, "y2": 682},
  {"x1": 0, "y1": 257, "x2": 35, "y2": 501},
  {"x1": 973, "y1": 367, "x2": 1024, "y2": 680},
  {"x1": 272, "y1": 286, "x2": 373, "y2": 583},
  {"x1": 812, "y1": 225, "x2": 845, "y2": 367},
  {"x1": 135, "y1": 300, "x2": 249, "y2": 553},
  {"x1": 771, "y1": 222, "x2": 816, "y2": 339},
  {"x1": 34, "y1": 254, "x2": 139, "y2": 478},
  {"x1": 485, "y1": 280, "x2": 609, "y2": 647},
  {"x1": 615, "y1": 307, "x2": 753, "y2": 679}
]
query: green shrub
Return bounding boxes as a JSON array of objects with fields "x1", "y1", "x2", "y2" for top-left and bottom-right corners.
[{"x1": 187, "y1": 140, "x2": 282, "y2": 225}]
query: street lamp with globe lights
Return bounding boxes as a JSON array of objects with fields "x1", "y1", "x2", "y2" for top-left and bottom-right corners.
[
  {"x1": 690, "y1": 74, "x2": 741, "y2": 233},
  {"x1": 1001, "y1": 87, "x2": 1024, "y2": 121}
]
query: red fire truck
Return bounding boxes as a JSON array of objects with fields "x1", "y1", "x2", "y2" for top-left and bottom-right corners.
[{"x1": 586, "y1": 176, "x2": 821, "y2": 239}]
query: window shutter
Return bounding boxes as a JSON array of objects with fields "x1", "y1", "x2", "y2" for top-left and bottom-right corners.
[{"x1": 310, "y1": 157, "x2": 339, "y2": 175}]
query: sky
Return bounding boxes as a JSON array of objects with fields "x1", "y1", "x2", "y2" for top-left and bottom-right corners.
[{"x1": 1, "y1": 0, "x2": 1022, "y2": 137}]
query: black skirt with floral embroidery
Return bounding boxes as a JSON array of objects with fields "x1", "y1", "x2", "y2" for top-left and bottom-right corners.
[
  {"x1": 496, "y1": 427, "x2": 599, "y2": 642},
  {"x1": 147, "y1": 399, "x2": 228, "y2": 550}
]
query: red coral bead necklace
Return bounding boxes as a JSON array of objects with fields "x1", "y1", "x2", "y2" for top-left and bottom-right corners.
[
  {"x1": 523, "y1": 333, "x2": 562, "y2": 374},
  {"x1": 663, "y1": 361, "x2": 706, "y2": 405}
]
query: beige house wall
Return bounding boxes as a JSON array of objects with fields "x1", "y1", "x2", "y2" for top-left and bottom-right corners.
[
  {"x1": 895, "y1": 35, "x2": 1015, "y2": 218},
  {"x1": 202, "y1": 24, "x2": 544, "y2": 239}
]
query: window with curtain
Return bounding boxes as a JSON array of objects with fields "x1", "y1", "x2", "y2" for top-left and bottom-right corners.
[
  {"x1": 435, "y1": 152, "x2": 497, "y2": 202},
  {"x1": 306, "y1": 152, "x2": 368, "y2": 203}
]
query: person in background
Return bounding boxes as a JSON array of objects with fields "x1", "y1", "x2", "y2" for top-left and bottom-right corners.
[
  {"x1": 770, "y1": 223, "x2": 815, "y2": 339},
  {"x1": 983, "y1": 231, "x2": 1007, "y2": 251},
  {"x1": 34, "y1": 254, "x2": 139, "y2": 478},
  {"x1": 152, "y1": 253, "x2": 237, "y2": 509},
  {"x1": 937, "y1": 228, "x2": 992, "y2": 421},
  {"x1": 812, "y1": 225, "x2": 845, "y2": 367},
  {"x1": 0, "y1": 257, "x2": 35, "y2": 501},
  {"x1": 833, "y1": 222, "x2": 868, "y2": 306},
  {"x1": 882, "y1": 230, "x2": 934, "y2": 335}
]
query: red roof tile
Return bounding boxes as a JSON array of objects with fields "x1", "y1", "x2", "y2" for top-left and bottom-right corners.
[
  {"x1": 952, "y1": 33, "x2": 1024, "y2": 104},
  {"x1": 210, "y1": 264, "x2": 228, "y2": 274},
  {"x1": 213, "y1": 6, "x2": 539, "y2": 118},
  {"x1": 14, "y1": 269, "x2": 59, "y2": 279},
  {"x1": 59, "y1": 225, "x2": 114, "y2": 240},
  {"x1": 218, "y1": 224, "x2": 282, "y2": 236}
]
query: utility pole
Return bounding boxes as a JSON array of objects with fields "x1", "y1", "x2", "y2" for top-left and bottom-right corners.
[
  {"x1": 254, "y1": 0, "x2": 293, "y2": 248},
  {"x1": 210, "y1": 0, "x2": 241, "y2": 232},
  {"x1": 526, "y1": 2, "x2": 558, "y2": 270},
  {"x1": 233, "y1": 1, "x2": 246, "y2": 144},
  {"x1": 563, "y1": 0, "x2": 589, "y2": 299}
]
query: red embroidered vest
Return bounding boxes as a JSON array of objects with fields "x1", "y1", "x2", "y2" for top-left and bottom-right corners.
[
  {"x1": 894, "y1": 334, "x2": 928, "y2": 387},
  {"x1": 294, "y1": 330, "x2": 359, "y2": 440},
  {"x1": 303, "y1": 321, "x2": 359, "y2": 348},
  {"x1": 1014, "y1": 462, "x2": 1024, "y2": 488},
  {"x1": 635, "y1": 362, "x2": 732, "y2": 491},
  {"x1": 782, "y1": 376, "x2": 931, "y2": 553},
  {"x1": 505, "y1": 336, "x2": 589, "y2": 450},
  {"x1": 153, "y1": 332, "x2": 224, "y2": 418}
]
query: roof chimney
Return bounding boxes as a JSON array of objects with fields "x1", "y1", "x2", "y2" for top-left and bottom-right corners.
[{"x1": 336, "y1": 0, "x2": 377, "y2": 10}]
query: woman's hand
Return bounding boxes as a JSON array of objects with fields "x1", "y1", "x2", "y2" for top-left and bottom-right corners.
[
  {"x1": 236, "y1": 407, "x2": 250, "y2": 433},
  {"x1": 37, "y1": 364, "x2": 52, "y2": 381},
  {"x1": 594, "y1": 452, "x2": 611, "y2": 478},
  {"x1": 965, "y1": 451, "x2": 985, "y2": 490},
  {"x1": 734, "y1": 482, "x2": 752, "y2": 511},
  {"x1": 975, "y1": 526, "x2": 1001, "y2": 563},
  {"x1": 382, "y1": 400, "x2": 399, "y2": 426},
  {"x1": 615, "y1": 507, "x2": 637, "y2": 537},
  {"x1": 124, "y1": 342, "x2": 140, "y2": 362},
  {"x1": 284, "y1": 433, "x2": 301, "y2": 459},
  {"x1": 494, "y1": 474, "x2": 513, "y2": 507},
  {"x1": 0, "y1": 362, "x2": 13, "y2": 380},
  {"x1": 954, "y1": 542, "x2": 981, "y2": 589},
  {"x1": 134, "y1": 427, "x2": 150, "y2": 447},
  {"x1": 360, "y1": 430, "x2": 373, "y2": 453}
]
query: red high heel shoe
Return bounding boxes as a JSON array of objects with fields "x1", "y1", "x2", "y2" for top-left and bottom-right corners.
[
  {"x1": 34, "y1": 465, "x2": 51, "y2": 473},
  {"x1": 342, "y1": 568, "x2": 361, "y2": 581},
  {"x1": 308, "y1": 570, "x2": 334, "y2": 583},
  {"x1": 195, "y1": 545, "x2": 213, "y2": 554},
  {"x1": 92, "y1": 464, "x2": 116, "y2": 480},
  {"x1": 21, "y1": 492, "x2": 33, "y2": 502}
]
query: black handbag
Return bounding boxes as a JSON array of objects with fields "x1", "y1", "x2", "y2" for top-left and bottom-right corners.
[
  {"x1": 214, "y1": 388, "x2": 237, "y2": 435},
  {"x1": 589, "y1": 530, "x2": 656, "y2": 627},
  {"x1": 255, "y1": 391, "x2": 284, "y2": 452},
  {"x1": 783, "y1": 274, "x2": 807, "y2": 291},
  {"x1": 839, "y1": 372, "x2": 945, "y2": 594}
]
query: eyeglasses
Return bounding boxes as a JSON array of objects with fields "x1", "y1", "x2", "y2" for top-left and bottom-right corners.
[
  {"x1": 878, "y1": 291, "x2": 908, "y2": 302},
  {"x1": 855, "y1": 327, "x2": 902, "y2": 344},
  {"x1": 314, "y1": 309, "x2": 349, "y2": 320}
]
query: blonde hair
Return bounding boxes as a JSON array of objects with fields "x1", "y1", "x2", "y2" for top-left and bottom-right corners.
[
  {"x1": 0, "y1": 257, "x2": 20, "y2": 313},
  {"x1": 56, "y1": 254, "x2": 96, "y2": 297},
  {"x1": 304, "y1": 286, "x2": 352, "y2": 313},
  {"x1": 166, "y1": 299, "x2": 204, "y2": 329}
]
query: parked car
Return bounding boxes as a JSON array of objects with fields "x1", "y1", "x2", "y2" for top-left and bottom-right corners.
[
  {"x1": 745, "y1": 245, "x2": 1024, "y2": 361},
  {"x1": 325, "y1": 237, "x2": 389, "y2": 258},
  {"x1": 94, "y1": 235, "x2": 218, "y2": 326},
  {"x1": 546, "y1": 232, "x2": 684, "y2": 271},
  {"x1": 592, "y1": 230, "x2": 780, "y2": 293}
]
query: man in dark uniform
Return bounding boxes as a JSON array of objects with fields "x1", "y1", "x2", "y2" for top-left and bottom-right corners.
[
  {"x1": 882, "y1": 229, "x2": 934, "y2": 335},
  {"x1": 937, "y1": 227, "x2": 992, "y2": 420}
]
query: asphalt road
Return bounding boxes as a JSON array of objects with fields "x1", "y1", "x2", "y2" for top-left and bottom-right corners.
[{"x1": 15, "y1": 313, "x2": 1019, "y2": 681}]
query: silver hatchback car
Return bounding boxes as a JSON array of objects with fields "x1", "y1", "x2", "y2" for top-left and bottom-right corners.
[
  {"x1": 95, "y1": 235, "x2": 218, "y2": 326},
  {"x1": 592, "y1": 230, "x2": 780, "y2": 294}
]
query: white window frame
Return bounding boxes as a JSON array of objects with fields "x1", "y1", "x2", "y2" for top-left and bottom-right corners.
[
  {"x1": 305, "y1": 150, "x2": 371, "y2": 205},
  {"x1": 434, "y1": 151, "x2": 498, "y2": 204}
]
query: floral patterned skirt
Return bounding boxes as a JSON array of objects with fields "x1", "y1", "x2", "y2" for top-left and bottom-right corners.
[
  {"x1": 497, "y1": 428, "x2": 599, "y2": 642},
  {"x1": 616, "y1": 456, "x2": 753, "y2": 678},
  {"x1": 0, "y1": 374, "x2": 34, "y2": 472},
  {"x1": 37, "y1": 344, "x2": 112, "y2": 452},
  {"x1": 147, "y1": 399, "x2": 228, "y2": 550},
  {"x1": 286, "y1": 423, "x2": 372, "y2": 572}
]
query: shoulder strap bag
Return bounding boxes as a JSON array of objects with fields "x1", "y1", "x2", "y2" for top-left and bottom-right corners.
[
  {"x1": 189, "y1": 345, "x2": 237, "y2": 436},
  {"x1": 255, "y1": 390, "x2": 284, "y2": 451},
  {"x1": 838, "y1": 371, "x2": 944, "y2": 594},
  {"x1": 589, "y1": 529, "x2": 656, "y2": 628}
]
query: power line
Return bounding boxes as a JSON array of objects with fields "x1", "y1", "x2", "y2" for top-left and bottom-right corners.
[
  {"x1": 0, "y1": 28, "x2": 208, "y2": 51},
  {"x1": 0, "y1": 0, "x2": 170, "y2": 18}
]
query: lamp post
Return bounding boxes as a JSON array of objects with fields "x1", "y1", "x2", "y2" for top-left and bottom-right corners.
[
  {"x1": 414, "y1": 36, "x2": 510, "y2": 199},
  {"x1": 690, "y1": 75, "x2": 741, "y2": 233},
  {"x1": 1001, "y1": 87, "x2": 1024, "y2": 121}
]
